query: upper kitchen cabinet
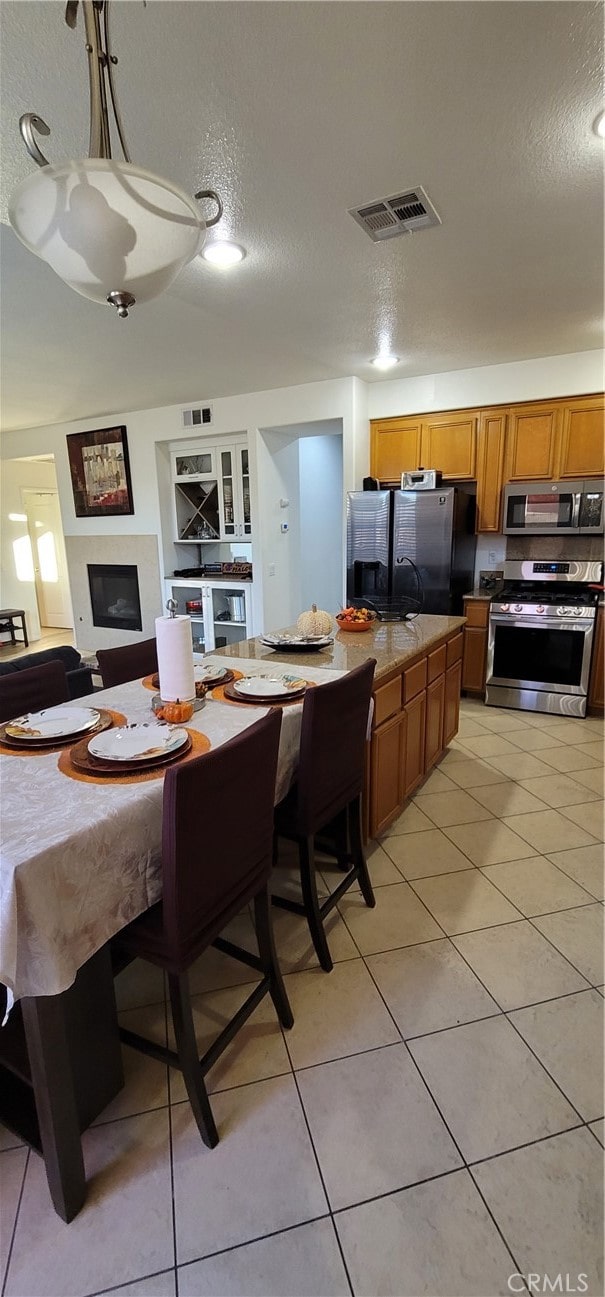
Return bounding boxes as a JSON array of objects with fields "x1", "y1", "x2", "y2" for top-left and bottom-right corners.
[
  {"x1": 476, "y1": 408, "x2": 507, "y2": 531},
  {"x1": 370, "y1": 418, "x2": 422, "y2": 481},
  {"x1": 555, "y1": 395, "x2": 605, "y2": 479},
  {"x1": 420, "y1": 412, "x2": 477, "y2": 480},
  {"x1": 504, "y1": 401, "x2": 562, "y2": 481}
]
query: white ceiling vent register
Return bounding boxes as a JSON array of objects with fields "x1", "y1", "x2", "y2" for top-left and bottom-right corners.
[
  {"x1": 181, "y1": 405, "x2": 213, "y2": 428},
  {"x1": 349, "y1": 186, "x2": 441, "y2": 241}
]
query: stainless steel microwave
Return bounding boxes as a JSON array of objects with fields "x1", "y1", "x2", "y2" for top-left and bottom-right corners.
[{"x1": 503, "y1": 479, "x2": 604, "y2": 535}]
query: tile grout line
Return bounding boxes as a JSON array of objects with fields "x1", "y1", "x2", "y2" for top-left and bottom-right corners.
[
  {"x1": 355, "y1": 941, "x2": 529, "y2": 1284},
  {"x1": 439, "y1": 937, "x2": 596, "y2": 1128},
  {"x1": 1, "y1": 1146, "x2": 29, "y2": 1297},
  {"x1": 278, "y1": 1020, "x2": 355, "y2": 1297}
]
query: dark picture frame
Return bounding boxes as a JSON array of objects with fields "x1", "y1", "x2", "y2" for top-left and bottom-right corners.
[{"x1": 66, "y1": 426, "x2": 134, "y2": 518}]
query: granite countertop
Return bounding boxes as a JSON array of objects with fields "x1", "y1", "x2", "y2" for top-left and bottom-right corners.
[
  {"x1": 213, "y1": 614, "x2": 466, "y2": 683},
  {"x1": 463, "y1": 589, "x2": 494, "y2": 601}
]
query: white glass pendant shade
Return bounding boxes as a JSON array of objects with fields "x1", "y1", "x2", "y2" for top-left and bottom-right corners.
[{"x1": 8, "y1": 158, "x2": 206, "y2": 306}]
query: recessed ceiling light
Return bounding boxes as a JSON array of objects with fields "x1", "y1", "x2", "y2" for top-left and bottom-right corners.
[
  {"x1": 371, "y1": 354, "x2": 399, "y2": 371},
  {"x1": 202, "y1": 241, "x2": 246, "y2": 267},
  {"x1": 594, "y1": 111, "x2": 605, "y2": 138}
]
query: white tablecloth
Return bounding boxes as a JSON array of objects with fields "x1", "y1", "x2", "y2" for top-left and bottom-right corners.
[{"x1": 0, "y1": 662, "x2": 345, "y2": 1005}]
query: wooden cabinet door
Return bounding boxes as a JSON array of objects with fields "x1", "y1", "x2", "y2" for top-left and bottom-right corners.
[
  {"x1": 403, "y1": 690, "x2": 426, "y2": 798},
  {"x1": 462, "y1": 627, "x2": 487, "y2": 694},
  {"x1": 370, "y1": 711, "x2": 405, "y2": 836},
  {"x1": 477, "y1": 409, "x2": 507, "y2": 531},
  {"x1": 588, "y1": 607, "x2": 604, "y2": 712},
  {"x1": 425, "y1": 674, "x2": 445, "y2": 770},
  {"x1": 556, "y1": 396, "x2": 605, "y2": 479},
  {"x1": 370, "y1": 419, "x2": 422, "y2": 481},
  {"x1": 444, "y1": 660, "x2": 463, "y2": 745},
  {"x1": 505, "y1": 402, "x2": 561, "y2": 481},
  {"x1": 420, "y1": 412, "x2": 477, "y2": 480}
]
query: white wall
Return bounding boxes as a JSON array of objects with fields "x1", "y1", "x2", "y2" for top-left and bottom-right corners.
[
  {"x1": 0, "y1": 458, "x2": 60, "y2": 642},
  {"x1": 0, "y1": 377, "x2": 361, "y2": 639},
  {"x1": 368, "y1": 350, "x2": 605, "y2": 419},
  {"x1": 299, "y1": 435, "x2": 344, "y2": 615}
]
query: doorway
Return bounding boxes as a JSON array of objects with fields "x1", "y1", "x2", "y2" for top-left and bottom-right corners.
[
  {"x1": 22, "y1": 489, "x2": 73, "y2": 630},
  {"x1": 258, "y1": 420, "x2": 344, "y2": 631}
]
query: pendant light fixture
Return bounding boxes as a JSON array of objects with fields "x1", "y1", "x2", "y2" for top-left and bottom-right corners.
[{"x1": 8, "y1": 1, "x2": 223, "y2": 317}]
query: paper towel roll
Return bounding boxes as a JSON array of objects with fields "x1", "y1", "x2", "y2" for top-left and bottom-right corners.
[{"x1": 155, "y1": 615, "x2": 195, "y2": 702}]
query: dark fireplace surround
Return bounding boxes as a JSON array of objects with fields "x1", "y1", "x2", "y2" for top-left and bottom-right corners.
[{"x1": 87, "y1": 564, "x2": 142, "y2": 633}]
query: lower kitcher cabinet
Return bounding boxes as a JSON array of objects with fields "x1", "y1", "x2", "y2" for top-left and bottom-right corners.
[
  {"x1": 425, "y1": 674, "x2": 445, "y2": 770},
  {"x1": 403, "y1": 690, "x2": 426, "y2": 799},
  {"x1": 444, "y1": 660, "x2": 463, "y2": 745},
  {"x1": 370, "y1": 710, "x2": 406, "y2": 837}
]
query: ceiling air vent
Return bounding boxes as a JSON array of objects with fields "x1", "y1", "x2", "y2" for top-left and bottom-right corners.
[
  {"x1": 349, "y1": 186, "x2": 441, "y2": 242},
  {"x1": 181, "y1": 405, "x2": 213, "y2": 429}
]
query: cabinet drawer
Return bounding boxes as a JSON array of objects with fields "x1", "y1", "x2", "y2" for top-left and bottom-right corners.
[
  {"x1": 427, "y1": 644, "x2": 447, "y2": 682},
  {"x1": 373, "y1": 676, "x2": 402, "y2": 728},
  {"x1": 446, "y1": 633, "x2": 463, "y2": 668},
  {"x1": 463, "y1": 601, "x2": 490, "y2": 629},
  {"x1": 403, "y1": 658, "x2": 427, "y2": 702}
]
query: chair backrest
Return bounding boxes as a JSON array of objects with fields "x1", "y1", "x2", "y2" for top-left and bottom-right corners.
[
  {"x1": 0, "y1": 659, "x2": 69, "y2": 723},
  {"x1": 96, "y1": 637, "x2": 158, "y2": 688},
  {"x1": 161, "y1": 709, "x2": 282, "y2": 965},
  {"x1": 293, "y1": 658, "x2": 376, "y2": 834}
]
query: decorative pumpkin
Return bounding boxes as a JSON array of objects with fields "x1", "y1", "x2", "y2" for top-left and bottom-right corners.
[
  {"x1": 296, "y1": 603, "x2": 333, "y2": 636},
  {"x1": 156, "y1": 698, "x2": 194, "y2": 723}
]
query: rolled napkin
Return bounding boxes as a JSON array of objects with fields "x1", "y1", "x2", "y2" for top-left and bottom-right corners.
[{"x1": 155, "y1": 614, "x2": 195, "y2": 703}]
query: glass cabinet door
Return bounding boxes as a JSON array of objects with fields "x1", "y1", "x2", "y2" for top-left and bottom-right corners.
[
  {"x1": 238, "y1": 447, "x2": 252, "y2": 536},
  {"x1": 174, "y1": 451, "x2": 215, "y2": 478},
  {"x1": 210, "y1": 586, "x2": 248, "y2": 649},
  {"x1": 220, "y1": 450, "x2": 237, "y2": 538}
]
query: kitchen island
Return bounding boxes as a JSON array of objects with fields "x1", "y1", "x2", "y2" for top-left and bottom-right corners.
[{"x1": 214, "y1": 614, "x2": 466, "y2": 837}]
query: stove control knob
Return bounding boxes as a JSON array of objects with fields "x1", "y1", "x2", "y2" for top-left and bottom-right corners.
[
  {"x1": 513, "y1": 604, "x2": 523, "y2": 613},
  {"x1": 536, "y1": 605, "x2": 545, "y2": 614},
  {"x1": 500, "y1": 603, "x2": 510, "y2": 612}
]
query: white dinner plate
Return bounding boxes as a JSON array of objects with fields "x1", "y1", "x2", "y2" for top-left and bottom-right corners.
[
  {"x1": 88, "y1": 723, "x2": 189, "y2": 763},
  {"x1": 194, "y1": 664, "x2": 228, "y2": 682},
  {"x1": 5, "y1": 706, "x2": 101, "y2": 741},
  {"x1": 260, "y1": 634, "x2": 333, "y2": 650},
  {"x1": 233, "y1": 675, "x2": 306, "y2": 699}
]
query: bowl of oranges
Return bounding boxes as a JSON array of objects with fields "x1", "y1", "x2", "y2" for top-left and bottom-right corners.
[{"x1": 336, "y1": 606, "x2": 377, "y2": 632}]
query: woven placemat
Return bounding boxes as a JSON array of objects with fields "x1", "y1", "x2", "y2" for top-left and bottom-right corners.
[
  {"x1": 0, "y1": 710, "x2": 127, "y2": 758},
  {"x1": 57, "y1": 727, "x2": 211, "y2": 785}
]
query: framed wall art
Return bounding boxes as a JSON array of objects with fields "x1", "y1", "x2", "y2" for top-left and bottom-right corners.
[{"x1": 67, "y1": 425, "x2": 134, "y2": 518}]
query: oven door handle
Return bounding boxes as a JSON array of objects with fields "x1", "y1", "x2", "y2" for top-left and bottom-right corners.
[{"x1": 571, "y1": 492, "x2": 582, "y2": 529}]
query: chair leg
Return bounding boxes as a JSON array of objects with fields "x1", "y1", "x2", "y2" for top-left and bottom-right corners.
[
  {"x1": 349, "y1": 795, "x2": 375, "y2": 909},
  {"x1": 299, "y1": 835, "x2": 333, "y2": 972},
  {"x1": 254, "y1": 887, "x2": 293, "y2": 1029},
  {"x1": 168, "y1": 971, "x2": 219, "y2": 1149}
]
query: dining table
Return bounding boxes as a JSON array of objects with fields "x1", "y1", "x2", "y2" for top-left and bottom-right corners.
[{"x1": 0, "y1": 654, "x2": 347, "y2": 1221}]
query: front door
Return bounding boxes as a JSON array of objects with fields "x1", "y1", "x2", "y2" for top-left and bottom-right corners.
[{"x1": 22, "y1": 491, "x2": 73, "y2": 629}]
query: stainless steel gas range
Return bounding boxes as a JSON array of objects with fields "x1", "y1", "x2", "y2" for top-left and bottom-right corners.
[{"x1": 486, "y1": 560, "x2": 603, "y2": 717}]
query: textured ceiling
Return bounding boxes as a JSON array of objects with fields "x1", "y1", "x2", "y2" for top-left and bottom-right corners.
[{"x1": 0, "y1": 1, "x2": 603, "y2": 432}]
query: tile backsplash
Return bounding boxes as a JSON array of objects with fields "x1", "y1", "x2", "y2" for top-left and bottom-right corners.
[{"x1": 506, "y1": 535, "x2": 604, "y2": 562}]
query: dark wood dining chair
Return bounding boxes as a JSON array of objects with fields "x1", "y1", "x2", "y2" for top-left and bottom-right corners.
[
  {"x1": 96, "y1": 637, "x2": 158, "y2": 688},
  {"x1": 114, "y1": 709, "x2": 292, "y2": 1149},
  {"x1": 272, "y1": 658, "x2": 377, "y2": 972},
  {"x1": 0, "y1": 660, "x2": 69, "y2": 723}
]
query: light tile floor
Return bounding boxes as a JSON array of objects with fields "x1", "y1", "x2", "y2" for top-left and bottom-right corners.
[{"x1": 1, "y1": 697, "x2": 603, "y2": 1297}]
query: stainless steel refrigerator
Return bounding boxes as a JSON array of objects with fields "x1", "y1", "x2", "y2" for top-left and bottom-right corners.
[{"x1": 346, "y1": 487, "x2": 476, "y2": 615}]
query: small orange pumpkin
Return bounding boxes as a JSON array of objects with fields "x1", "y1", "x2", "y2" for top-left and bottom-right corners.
[{"x1": 156, "y1": 698, "x2": 194, "y2": 723}]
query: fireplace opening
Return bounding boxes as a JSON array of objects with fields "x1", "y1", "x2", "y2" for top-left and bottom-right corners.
[{"x1": 87, "y1": 564, "x2": 142, "y2": 632}]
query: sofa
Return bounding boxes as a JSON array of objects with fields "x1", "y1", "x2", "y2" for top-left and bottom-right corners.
[{"x1": 0, "y1": 646, "x2": 95, "y2": 700}]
